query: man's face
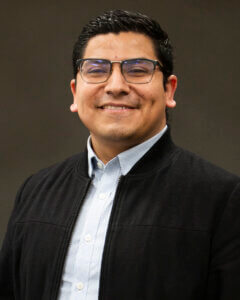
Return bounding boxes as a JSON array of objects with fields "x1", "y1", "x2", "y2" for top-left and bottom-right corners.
[{"x1": 70, "y1": 32, "x2": 177, "y2": 155}]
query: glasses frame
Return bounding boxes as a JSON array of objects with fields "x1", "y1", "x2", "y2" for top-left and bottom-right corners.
[{"x1": 76, "y1": 58, "x2": 164, "y2": 84}]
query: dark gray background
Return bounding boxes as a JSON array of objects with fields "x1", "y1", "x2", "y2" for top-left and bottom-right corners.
[{"x1": 1, "y1": 0, "x2": 239, "y2": 245}]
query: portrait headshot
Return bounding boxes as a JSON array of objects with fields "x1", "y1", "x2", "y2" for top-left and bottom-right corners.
[{"x1": 0, "y1": 2, "x2": 239, "y2": 300}]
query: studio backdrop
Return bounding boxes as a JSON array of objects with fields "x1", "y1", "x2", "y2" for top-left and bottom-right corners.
[{"x1": 0, "y1": 0, "x2": 239, "y2": 245}]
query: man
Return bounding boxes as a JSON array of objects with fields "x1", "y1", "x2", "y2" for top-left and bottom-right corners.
[{"x1": 0, "y1": 9, "x2": 240, "y2": 300}]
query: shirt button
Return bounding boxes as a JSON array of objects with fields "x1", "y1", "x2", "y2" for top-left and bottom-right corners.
[
  {"x1": 76, "y1": 282, "x2": 84, "y2": 290},
  {"x1": 99, "y1": 193, "x2": 106, "y2": 200},
  {"x1": 97, "y1": 161, "x2": 104, "y2": 169},
  {"x1": 84, "y1": 234, "x2": 92, "y2": 243}
]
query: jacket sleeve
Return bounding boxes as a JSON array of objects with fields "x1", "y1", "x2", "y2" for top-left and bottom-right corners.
[
  {"x1": 0, "y1": 176, "x2": 32, "y2": 299},
  {"x1": 206, "y1": 182, "x2": 240, "y2": 300}
]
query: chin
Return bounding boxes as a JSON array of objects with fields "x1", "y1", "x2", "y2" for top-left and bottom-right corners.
[{"x1": 99, "y1": 129, "x2": 137, "y2": 142}]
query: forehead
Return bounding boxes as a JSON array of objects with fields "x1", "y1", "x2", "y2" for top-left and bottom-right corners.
[{"x1": 83, "y1": 32, "x2": 157, "y2": 60}]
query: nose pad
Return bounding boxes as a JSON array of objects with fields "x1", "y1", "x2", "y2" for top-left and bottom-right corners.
[{"x1": 104, "y1": 65, "x2": 130, "y2": 95}]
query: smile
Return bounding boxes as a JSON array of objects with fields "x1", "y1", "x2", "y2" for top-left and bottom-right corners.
[
  {"x1": 100, "y1": 105, "x2": 134, "y2": 110},
  {"x1": 97, "y1": 102, "x2": 138, "y2": 111}
]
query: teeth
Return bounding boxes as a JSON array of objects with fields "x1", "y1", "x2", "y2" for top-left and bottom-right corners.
[{"x1": 103, "y1": 106, "x2": 130, "y2": 110}]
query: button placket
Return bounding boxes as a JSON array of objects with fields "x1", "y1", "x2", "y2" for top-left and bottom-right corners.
[
  {"x1": 74, "y1": 172, "x2": 108, "y2": 292},
  {"x1": 72, "y1": 159, "x2": 120, "y2": 299}
]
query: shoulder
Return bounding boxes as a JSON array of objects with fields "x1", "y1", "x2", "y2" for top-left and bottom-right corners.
[
  {"x1": 173, "y1": 145, "x2": 240, "y2": 189},
  {"x1": 32, "y1": 152, "x2": 83, "y2": 180},
  {"x1": 16, "y1": 152, "x2": 88, "y2": 202}
]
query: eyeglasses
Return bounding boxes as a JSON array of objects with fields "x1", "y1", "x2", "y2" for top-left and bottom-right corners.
[{"x1": 76, "y1": 58, "x2": 163, "y2": 84}]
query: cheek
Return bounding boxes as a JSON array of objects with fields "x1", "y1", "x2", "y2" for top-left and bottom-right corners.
[
  {"x1": 76, "y1": 84, "x2": 102, "y2": 107},
  {"x1": 144, "y1": 93, "x2": 161, "y2": 109},
  {"x1": 76, "y1": 90, "x2": 92, "y2": 109},
  {"x1": 135, "y1": 85, "x2": 162, "y2": 104}
]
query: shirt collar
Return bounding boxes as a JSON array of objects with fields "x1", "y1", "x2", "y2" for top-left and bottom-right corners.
[
  {"x1": 87, "y1": 138, "x2": 98, "y2": 178},
  {"x1": 87, "y1": 125, "x2": 167, "y2": 177}
]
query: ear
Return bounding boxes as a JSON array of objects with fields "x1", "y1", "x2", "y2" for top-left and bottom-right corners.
[
  {"x1": 70, "y1": 79, "x2": 78, "y2": 112},
  {"x1": 165, "y1": 75, "x2": 177, "y2": 108}
]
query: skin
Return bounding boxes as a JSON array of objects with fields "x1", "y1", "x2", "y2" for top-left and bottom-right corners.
[{"x1": 70, "y1": 32, "x2": 177, "y2": 164}]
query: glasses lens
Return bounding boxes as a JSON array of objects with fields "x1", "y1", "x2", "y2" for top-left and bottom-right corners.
[
  {"x1": 81, "y1": 59, "x2": 110, "y2": 83},
  {"x1": 122, "y1": 59, "x2": 155, "y2": 83}
]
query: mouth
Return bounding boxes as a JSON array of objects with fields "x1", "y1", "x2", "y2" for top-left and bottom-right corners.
[
  {"x1": 99, "y1": 105, "x2": 134, "y2": 110},
  {"x1": 97, "y1": 103, "x2": 138, "y2": 111}
]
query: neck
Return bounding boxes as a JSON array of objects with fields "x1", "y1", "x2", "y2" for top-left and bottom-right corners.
[
  {"x1": 90, "y1": 128, "x2": 169, "y2": 164},
  {"x1": 90, "y1": 137, "x2": 145, "y2": 164}
]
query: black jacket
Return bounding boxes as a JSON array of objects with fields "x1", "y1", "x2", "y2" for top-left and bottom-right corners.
[{"x1": 1, "y1": 130, "x2": 240, "y2": 300}]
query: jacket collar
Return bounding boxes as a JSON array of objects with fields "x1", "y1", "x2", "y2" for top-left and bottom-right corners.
[
  {"x1": 87, "y1": 126, "x2": 168, "y2": 177},
  {"x1": 76, "y1": 128, "x2": 178, "y2": 178},
  {"x1": 127, "y1": 128, "x2": 178, "y2": 176}
]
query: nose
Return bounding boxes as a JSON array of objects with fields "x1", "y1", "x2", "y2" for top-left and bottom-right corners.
[{"x1": 104, "y1": 64, "x2": 130, "y2": 97}]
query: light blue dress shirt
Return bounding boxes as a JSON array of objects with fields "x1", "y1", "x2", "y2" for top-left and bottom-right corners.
[{"x1": 57, "y1": 126, "x2": 167, "y2": 300}]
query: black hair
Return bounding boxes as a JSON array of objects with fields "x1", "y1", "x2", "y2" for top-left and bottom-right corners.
[{"x1": 72, "y1": 9, "x2": 174, "y2": 87}]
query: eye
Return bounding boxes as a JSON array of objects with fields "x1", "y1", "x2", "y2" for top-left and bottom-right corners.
[
  {"x1": 87, "y1": 67, "x2": 108, "y2": 74},
  {"x1": 126, "y1": 66, "x2": 151, "y2": 77},
  {"x1": 123, "y1": 59, "x2": 153, "y2": 77},
  {"x1": 128, "y1": 67, "x2": 149, "y2": 73},
  {"x1": 83, "y1": 64, "x2": 109, "y2": 77}
]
